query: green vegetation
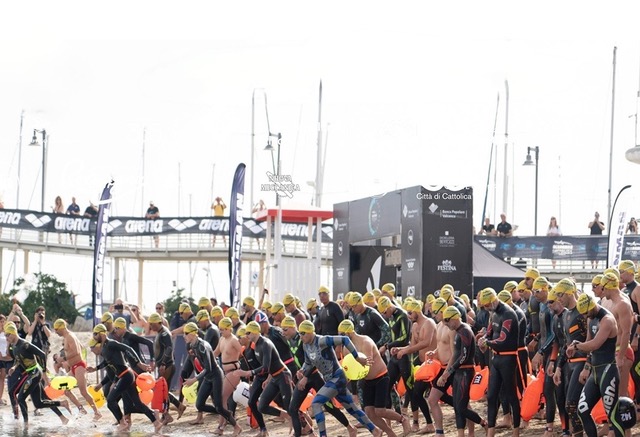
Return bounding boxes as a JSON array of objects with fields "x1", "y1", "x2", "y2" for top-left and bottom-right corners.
[{"x1": 0, "y1": 273, "x2": 79, "y2": 322}]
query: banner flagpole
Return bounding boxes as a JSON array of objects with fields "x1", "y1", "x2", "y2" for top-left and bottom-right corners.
[
  {"x1": 228, "y1": 164, "x2": 246, "y2": 308},
  {"x1": 92, "y1": 180, "x2": 114, "y2": 326}
]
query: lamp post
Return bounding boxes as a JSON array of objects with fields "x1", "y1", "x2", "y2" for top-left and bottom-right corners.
[
  {"x1": 264, "y1": 132, "x2": 282, "y2": 206},
  {"x1": 28, "y1": 129, "x2": 47, "y2": 213},
  {"x1": 522, "y1": 146, "x2": 539, "y2": 236}
]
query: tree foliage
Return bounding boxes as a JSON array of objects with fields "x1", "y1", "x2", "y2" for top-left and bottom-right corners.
[
  {"x1": 161, "y1": 287, "x2": 195, "y2": 319},
  {"x1": 1, "y1": 273, "x2": 79, "y2": 322}
]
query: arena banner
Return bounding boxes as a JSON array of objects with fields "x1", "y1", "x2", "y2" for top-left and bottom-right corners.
[
  {"x1": 228, "y1": 164, "x2": 245, "y2": 309},
  {"x1": 92, "y1": 180, "x2": 114, "y2": 326},
  {"x1": 473, "y1": 235, "x2": 640, "y2": 261},
  {"x1": 0, "y1": 208, "x2": 332, "y2": 242},
  {"x1": 332, "y1": 201, "x2": 350, "y2": 297},
  {"x1": 422, "y1": 186, "x2": 473, "y2": 297},
  {"x1": 400, "y1": 186, "x2": 423, "y2": 299}
]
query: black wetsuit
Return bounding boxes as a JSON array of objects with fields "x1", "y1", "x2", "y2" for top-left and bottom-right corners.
[
  {"x1": 248, "y1": 335, "x2": 292, "y2": 432},
  {"x1": 353, "y1": 306, "x2": 390, "y2": 347},
  {"x1": 96, "y1": 338, "x2": 156, "y2": 424},
  {"x1": 189, "y1": 337, "x2": 236, "y2": 426},
  {"x1": 385, "y1": 307, "x2": 412, "y2": 410},
  {"x1": 449, "y1": 322, "x2": 478, "y2": 429},
  {"x1": 624, "y1": 279, "x2": 640, "y2": 403},
  {"x1": 11, "y1": 338, "x2": 64, "y2": 421},
  {"x1": 557, "y1": 304, "x2": 587, "y2": 434},
  {"x1": 536, "y1": 300, "x2": 558, "y2": 425},
  {"x1": 153, "y1": 326, "x2": 181, "y2": 408},
  {"x1": 314, "y1": 301, "x2": 344, "y2": 335},
  {"x1": 577, "y1": 307, "x2": 624, "y2": 437},
  {"x1": 485, "y1": 301, "x2": 521, "y2": 428}
]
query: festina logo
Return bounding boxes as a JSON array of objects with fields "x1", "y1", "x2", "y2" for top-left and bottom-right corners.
[{"x1": 437, "y1": 260, "x2": 457, "y2": 272}]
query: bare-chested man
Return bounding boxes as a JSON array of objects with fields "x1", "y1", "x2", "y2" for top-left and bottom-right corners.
[
  {"x1": 601, "y1": 272, "x2": 634, "y2": 399},
  {"x1": 427, "y1": 298, "x2": 486, "y2": 436},
  {"x1": 338, "y1": 319, "x2": 410, "y2": 437},
  {"x1": 213, "y1": 317, "x2": 243, "y2": 436},
  {"x1": 53, "y1": 319, "x2": 101, "y2": 420},
  {"x1": 394, "y1": 300, "x2": 436, "y2": 433}
]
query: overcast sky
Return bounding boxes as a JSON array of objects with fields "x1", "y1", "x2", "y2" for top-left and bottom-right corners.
[{"x1": 1, "y1": 2, "x2": 640, "y2": 309}]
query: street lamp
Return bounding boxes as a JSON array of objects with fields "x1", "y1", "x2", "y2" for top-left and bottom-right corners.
[
  {"x1": 28, "y1": 129, "x2": 47, "y2": 213},
  {"x1": 264, "y1": 132, "x2": 282, "y2": 206},
  {"x1": 522, "y1": 146, "x2": 539, "y2": 236}
]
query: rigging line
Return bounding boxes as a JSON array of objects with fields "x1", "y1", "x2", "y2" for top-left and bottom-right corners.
[{"x1": 480, "y1": 92, "x2": 500, "y2": 230}]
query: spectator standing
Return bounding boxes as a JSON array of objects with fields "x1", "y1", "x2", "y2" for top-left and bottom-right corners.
[
  {"x1": 496, "y1": 213, "x2": 513, "y2": 237},
  {"x1": 211, "y1": 196, "x2": 227, "y2": 246},
  {"x1": 626, "y1": 217, "x2": 638, "y2": 234},
  {"x1": 478, "y1": 217, "x2": 496, "y2": 235},
  {"x1": 83, "y1": 201, "x2": 98, "y2": 246},
  {"x1": 66, "y1": 196, "x2": 81, "y2": 244},
  {"x1": 252, "y1": 199, "x2": 267, "y2": 248},
  {"x1": 0, "y1": 315, "x2": 13, "y2": 406},
  {"x1": 145, "y1": 200, "x2": 160, "y2": 248},
  {"x1": 547, "y1": 216, "x2": 562, "y2": 268},
  {"x1": 52, "y1": 195, "x2": 64, "y2": 243},
  {"x1": 588, "y1": 211, "x2": 605, "y2": 269}
]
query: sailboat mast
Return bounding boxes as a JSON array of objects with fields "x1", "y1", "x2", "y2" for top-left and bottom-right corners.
[
  {"x1": 481, "y1": 93, "x2": 500, "y2": 229},
  {"x1": 607, "y1": 46, "x2": 617, "y2": 223},
  {"x1": 315, "y1": 80, "x2": 323, "y2": 207},
  {"x1": 503, "y1": 80, "x2": 509, "y2": 216}
]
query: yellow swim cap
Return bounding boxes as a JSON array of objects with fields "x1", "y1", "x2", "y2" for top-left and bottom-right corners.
[
  {"x1": 4, "y1": 322, "x2": 17, "y2": 335},
  {"x1": 504, "y1": 280, "x2": 519, "y2": 292},
  {"x1": 243, "y1": 296, "x2": 256, "y2": 307},
  {"x1": 261, "y1": 300, "x2": 273, "y2": 310},
  {"x1": 406, "y1": 300, "x2": 423, "y2": 313},
  {"x1": 338, "y1": 319, "x2": 355, "y2": 334},
  {"x1": 377, "y1": 296, "x2": 393, "y2": 313},
  {"x1": 218, "y1": 317, "x2": 233, "y2": 330},
  {"x1": 362, "y1": 292, "x2": 375, "y2": 305},
  {"x1": 601, "y1": 272, "x2": 620, "y2": 290},
  {"x1": 431, "y1": 297, "x2": 448, "y2": 314},
  {"x1": 245, "y1": 321, "x2": 261, "y2": 334},
  {"x1": 577, "y1": 293, "x2": 597, "y2": 315},
  {"x1": 426, "y1": 294, "x2": 435, "y2": 304},
  {"x1": 113, "y1": 317, "x2": 126, "y2": 330},
  {"x1": 93, "y1": 324, "x2": 107, "y2": 334},
  {"x1": 553, "y1": 278, "x2": 577, "y2": 295},
  {"x1": 547, "y1": 287, "x2": 560, "y2": 302},
  {"x1": 478, "y1": 288, "x2": 498, "y2": 306},
  {"x1": 198, "y1": 296, "x2": 211, "y2": 308},
  {"x1": 236, "y1": 327, "x2": 246, "y2": 337},
  {"x1": 459, "y1": 294, "x2": 470, "y2": 305},
  {"x1": 195, "y1": 309, "x2": 210, "y2": 322},
  {"x1": 281, "y1": 316, "x2": 296, "y2": 329},
  {"x1": 525, "y1": 268, "x2": 540, "y2": 280},
  {"x1": 591, "y1": 274, "x2": 604, "y2": 286},
  {"x1": 516, "y1": 280, "x2": 528, "y2": 291},
  {"x1": 318, "y1": 285, "x2": 330, "y2": 294},
  {"x1": 532, "y1": 276, "x2": 550, "y2": 291},
  {"x1": 347, "y1": 292, "x2": 363, "y2": 307},
  {"x1": 271, "y1": 302, "x2": 285, "y2": 315},
  {"x1": 306, "y1": 298, "x2": 318, "y2": 310},
  {"x1": 53, "y1": 319, "x2": 67, "y2": 330},
  {"x1": 210, "y1": 306, "x2": 223, "y2": 318},
  {"x1": 497, "y1": 290, "x2": 513, "y2": 305},
  {"x1": 148, "y1": 313, "x2": 162, "y2": 324},
  {"x1": 439, "y1": 287, "x2": 452, "y2": 301},
  {"x1": 183, "y1": 322, "x2": 198, "y2": 335},
  {"x1": 283, "y1": 293, "x2": 296, "y2": 306},
  {"x1": 442, "y1": 306, "x2": 461, "y2": 321},
  {"x1": 604, "y1": 268, "x2": 620, "y2": 280},
  {"x1": 225, "y1": 307, "x2": 239, "y2": 319},
  {"x1": 299, "y1": 320, "x2": 315, "y2": 334},
  {"x1": 101, "y1": 312, "x2": 113, "y2": 323},
  {"x1": 619, "y1": 260, "x2": 636, "y2": 274},
  {"x1": 381, "y1": 283, "x2": 396, "y2": 296}
]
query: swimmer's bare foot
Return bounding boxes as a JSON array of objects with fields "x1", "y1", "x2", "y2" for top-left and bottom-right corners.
[
  {"x1": 372, "y1": 427, "x2": 383, "y2": 437},
  {"x1": 61, "y1": 399, "x2": 72, "y2": 416},
  {"x1": 154, "y1": 419, "x2": 164, "y2": 433},
  {"x1": 177, "y1": 403, "x2": 187, "y2": 419},
  {"x1": 93, "y1": 410, "x2": 102, "y2": 421},
  {"x1": 60, "y1": 414, "x2": 69, "y2": 425},
  {"x1": 347, "y1": 424, "x2": 358, "y2": 437},
  {"x1": 78, "y1": 405, "x2": 87, "y2": 415}
]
